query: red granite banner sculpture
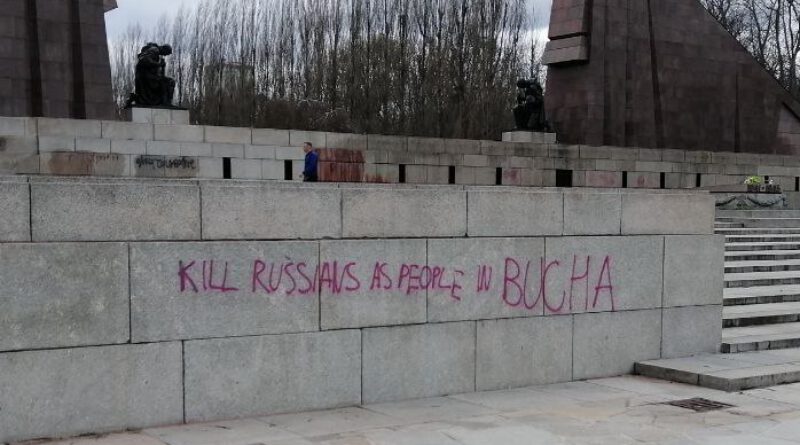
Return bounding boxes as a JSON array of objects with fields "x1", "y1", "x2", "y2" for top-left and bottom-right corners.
[
  {"x1": 0, "y1": 0, "x2": 117, "y2": 119},
  {"x1": 543, "y1": 0, "x2": 800, "y2": 155}
]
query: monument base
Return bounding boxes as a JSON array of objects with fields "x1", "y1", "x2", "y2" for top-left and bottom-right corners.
[
  {"x1": 714, "y1": 193, "x2": 787, "y2": 210},
  {"x1": 501, "y1": 131, "x2": 557, "y2": 144},
  {"x1": 128, "y1": 107, "x2": 190, "y2": 125}
]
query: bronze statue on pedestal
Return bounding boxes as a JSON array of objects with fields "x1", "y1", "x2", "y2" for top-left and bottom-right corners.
[{"x1": 125, "y1": 43, "x2": 177, "y2": 108}]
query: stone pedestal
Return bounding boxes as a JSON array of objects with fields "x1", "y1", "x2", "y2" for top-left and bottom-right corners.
[
  {"x1": 130, "y1": 108, "x2": 191, "y2": 125},
  {"x1": 714, "y1": 193, "x2": 787, "y2": 210},
  {"x1": 501, "y1": 131, "x2": 557, "y2": 144}
]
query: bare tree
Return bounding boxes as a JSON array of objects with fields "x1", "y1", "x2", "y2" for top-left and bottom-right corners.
[
  {"x1": 109, "y1": 0, "x2": 540, "y2": 139},
  {"x1": 704, "y1": 0, "x2": 800, "y2": 96}
]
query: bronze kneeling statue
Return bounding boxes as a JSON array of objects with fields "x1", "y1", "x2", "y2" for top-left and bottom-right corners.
[{"x1": 125, "y1": 43, "x2": 177, "y2": 108}]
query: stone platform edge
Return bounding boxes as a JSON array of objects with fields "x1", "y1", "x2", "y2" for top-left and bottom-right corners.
[{"x1": 2, "y1": 116, "x2": 800, "y2": 195}]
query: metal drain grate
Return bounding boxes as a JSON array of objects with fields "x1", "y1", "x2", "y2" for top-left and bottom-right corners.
[{"x1": 663, "y1": 398, "x2": 735, "y2": 412}]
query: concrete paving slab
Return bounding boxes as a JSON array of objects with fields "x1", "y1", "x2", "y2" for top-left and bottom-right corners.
[
  {"x1": 143, "y1": 419, "x2": 300, "y2": 445},
  {"x1": 449, "y1": 388, "x2": 578, "y2": 412},
  {"x1": 260, "y1": 407, "x2": 399, "y2": 437},
  {"x1": 364, "y1": 397, "x2": 496, "y2": 424},
  {"x1": 27, "y1": 374, "x2": 800, "y2": 445},
  {"x1": 14, "y1": 434, "x2": 168, "y2": 445}
]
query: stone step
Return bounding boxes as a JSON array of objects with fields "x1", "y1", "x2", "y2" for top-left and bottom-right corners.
[
  {"x1": 725, "y1": 250, "x2": 800, "y2": 261},
  {"x1": 636, "y1": 348, "x2": 800, "y2": 391},
  {"x1": 725, "y1": 284, "x2": 800, "y2": 306},
  {"x1": 716, "y1": 217, "x2": 800, "y2": 228},
  {"x1": 723, "y1": 302, "x2": 800, "y2": 327},
  {"x1": 725, "y1": 234, "x2": 800, "y2": 243},
  {"x1": 725, "y1": 259, "x2": 800, "y2": 273},
  {"x1": 715, "y1": 222, "x2": 745, "y2": 229},
  {"x1": 724, "y1": 270, "x2": 800, "y2": 288},
  {"x1": 722, "y1": 322, "x2": 800, "y2": 352},
  {"x1": 716, "y1": 227, "x2": 800, "y2": 235},
  {"x1": 717, "y1": 210, "x2": 800, "y2": 218},
  {"x1": 726, "y1": 241, "x2": 800, "y2": 252}
]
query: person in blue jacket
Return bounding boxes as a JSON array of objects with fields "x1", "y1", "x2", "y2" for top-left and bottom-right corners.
[{"x1": 302, "y1": 142, "x2": 319, "y2": 182}]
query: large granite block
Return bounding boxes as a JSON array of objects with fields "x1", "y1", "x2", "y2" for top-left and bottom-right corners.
[
  {"x1": 342, "y1": 187, "x2": 466, "y2": 238},
  {"x1": 326, "y1": 132, "x2": 367, "y2": 150},
  {"x1": 38, "y1": 136, "x2": 75, "y2": 152},
  {"x1": 467, "y1": 189, "x2": 563, "y2": 237},
  {"x1": 0, "y1": 178, "x2": 29, "y2": 241},
  {"x1": 320, "y1": 239, "x2": 427, "y2": 329},
  {"x1": 31, "y1": 179, "x2": 201, "y2": 241},
  {"x1": 245, "y1": 145, "x2": 276, "y2": 159},
  {"x1": 112, "y1": 139, "x2": 146, "y2": 155},
  {"x1": 205, "y1": 126, "x2": 252, "y2": 144},
  {"x1": 0, "y1": 343, "x2": 182, "y2": 443},
  {"x1": 0, "y1": 135, "x2": 37, "y2": 155},
  {"x1": 563, "y1": 191, "x2": 622, "y2": 235},
  {"x1": 662, "y1": 305, "x2": 722, "y2": 359},
  {"x1": 663, "y1": 235, "x2": 724, "y2": 307},
  {"x1": 38, "y1": 152, "x2": 126, "y2": 177},
  {"x1": 289, "y1": 130, "x2": 326, "y2": 147},
  {"x1": 130, "y1": 241, "x2": 319, "y2": 342},
  {"x1": 102, "y1": 121, "x2": 154, "y2": 140},
  {"x1": 198, "y1": 157, "x2": 223, "y2": 179},
  {"x1": 76, "y1": 137, "x2": 111, "y2": 153},
  {"x1": 573, "y1": 309, "x2": 662, "y2": 380},
  {"x1": 367, "y1": 134, "x2": 407, "y2": 151},
  {"x1": 362, "y1": 322, "x2": 476, "y2": 404},
  {"x1": 0, "y1": 154, "x2": 38, "y2": 175},
  {"x1": 231, "y1": 158, "x2": 262, "y2": 179},
  {"x1": 0, "y1": 116, "x2": 35, "y2": 136},
  {"x1": 628, "y1": 172, "x2": 662, "y2": 189},
  {"x1": 184, "y1": 331, "x2": 361, "y2": 422},
  {"x1": 584, "y1": 170, "x2": 623, "y2": 188},
  {"x1": 155, "y1": 124, "x2": 204, "y2": 142},
  {"x1": 212, "y1": 143, "x2": 245, "y2": 158},
  {"x1": 146, "y1": 140, "x2": 181, "y2": 156},
  {"x1": 621, "y1": 193, "x2": 715, "y2": 235},
  {"x1": 201, "y1": 184, "x2": 341, "y2": 239},
  {"x1": 131, "y1": 108, "x2": 189, "y2": 125},
  {"x1": 253, "y1": 128, "x2": 290, "y2": 146},
  {"x1": 0, "y1": 243, "x2": 128, "y2": 352},
  {"x1": 476, "y1": 316, "x2": 572, "y2": 391},
  {"x1": 427, "y1": 238, "x2": 545, "y2": 321},
  {"x1": 181, "y1": 142, "x2": 212, "y2": 157},
  {"x1": 275, "y1": 147, "x2": 305, "y2": 160},
  {"x1": 544, "y1": 236, "x2": 663, "y2": 314},
  {"x1": 38, "y1": 118, "x2": 101, "y2": 138},
  {"x1": 444, "y1": 138, "x2": 482, "y2": 155}
]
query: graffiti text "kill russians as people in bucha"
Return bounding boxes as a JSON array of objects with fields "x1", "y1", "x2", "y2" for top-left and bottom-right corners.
[{"x1": 177, "y1": 255, "x2": 616, "y2": 312}]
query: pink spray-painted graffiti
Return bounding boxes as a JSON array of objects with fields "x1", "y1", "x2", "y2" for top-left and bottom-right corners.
[{"x1": 177, "y1": 254, "x2": 617, "y2": 312}]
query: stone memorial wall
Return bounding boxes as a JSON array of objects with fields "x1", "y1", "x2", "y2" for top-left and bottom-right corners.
[
  {"x1": 3, "y1": 116, "x2": 800, "y2": 205},
  {"x1": 0, "y1": 177, "x2": 722, "y2": 442}
]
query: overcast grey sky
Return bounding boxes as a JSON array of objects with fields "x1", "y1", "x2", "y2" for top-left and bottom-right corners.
[{"x1": 105, "y1": 0, "x2": 552, "y2": 38}]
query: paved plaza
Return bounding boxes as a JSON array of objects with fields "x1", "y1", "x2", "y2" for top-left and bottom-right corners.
[{"x1": 18, "y1": 375, "x2": 800, "y2": 445}]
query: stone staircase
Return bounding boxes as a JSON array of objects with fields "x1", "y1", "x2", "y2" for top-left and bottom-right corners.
[
  {"x1": 717, "y1": 210, "x2": 800, "y2": 353},
  {"x1": 635, "y1": 210, "x2": 800, "y2": 392}
]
